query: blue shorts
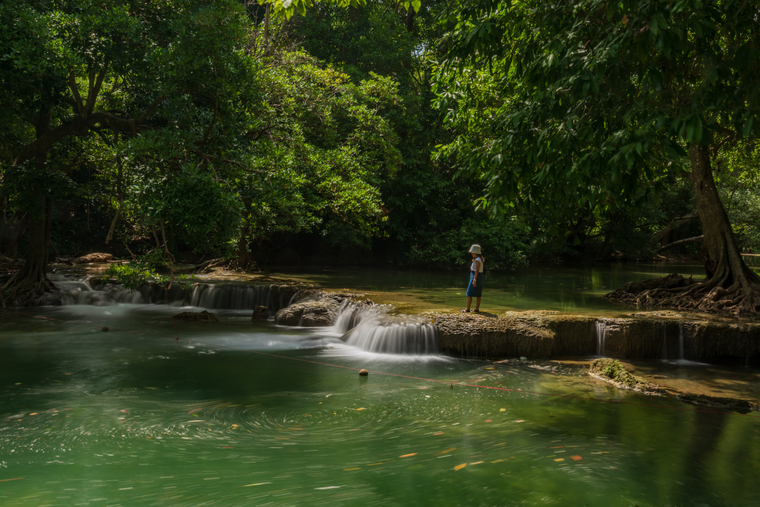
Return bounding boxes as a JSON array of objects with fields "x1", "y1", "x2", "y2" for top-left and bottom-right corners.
[{"x1": 466, "y1": 271, "x2": 484, "y2": 297}]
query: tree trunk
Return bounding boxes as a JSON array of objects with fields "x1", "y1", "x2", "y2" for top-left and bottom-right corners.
[
  {"x1": 688, "y1": 144, "x2": 759, "y2": 287},
  {"x1": 235, "y1": 233, "x2": 259, "y2": 272},
  {"x1": 605, "y1": 145, "x2": 760, "y2": 314},
  {"x1": 1, "y1": 194, "x2": 55, "y2": 305}
]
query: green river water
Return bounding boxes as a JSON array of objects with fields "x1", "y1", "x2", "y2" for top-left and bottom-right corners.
[
  {"x1": 1, "y1": 265, "x2": 760, "y2": 506},
  {"x1": 262, "y1": 262, "x2": 709, "y2": 315}
]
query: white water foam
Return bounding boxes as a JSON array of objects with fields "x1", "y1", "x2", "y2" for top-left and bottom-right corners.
[{"x1": 324, "y1": 302, "x2": 440, "y2": 355}]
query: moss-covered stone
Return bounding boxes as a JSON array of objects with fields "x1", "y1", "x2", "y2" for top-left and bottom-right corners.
[{"x1": 589, "y1": 358, "x2": 663, "y2": 393}]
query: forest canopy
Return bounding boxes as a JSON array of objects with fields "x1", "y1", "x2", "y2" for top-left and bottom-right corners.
[{"x1": 1, "y1": 0, "x2": 760, "y2": 314}]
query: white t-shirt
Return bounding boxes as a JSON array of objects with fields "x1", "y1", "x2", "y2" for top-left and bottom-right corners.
[{"x1": 470, "y1": 257, "x2": 484, "y2": 273}]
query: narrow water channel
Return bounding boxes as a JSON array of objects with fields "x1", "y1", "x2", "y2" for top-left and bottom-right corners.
[{"x1": 2, "y1": 302, "x2": 759, "y2": 506}]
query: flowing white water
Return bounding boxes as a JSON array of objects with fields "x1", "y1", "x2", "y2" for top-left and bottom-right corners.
[
  {"x1": 678, "y1": 322, "x2": 685, "y2": 360},
  {"x1": 595, "y1": 321, "x2": 608, "y2": 356},
  {"x1": 329, "y1": 302, "x2": 439, "y2": 355},
  {"x1": 50, "y1": 275, "x2": 296, "y2": 312}
]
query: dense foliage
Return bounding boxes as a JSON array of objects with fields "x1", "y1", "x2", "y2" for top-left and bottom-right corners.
[{"x1": 2, "y1": 0, "x2": 760, "y2": 306}]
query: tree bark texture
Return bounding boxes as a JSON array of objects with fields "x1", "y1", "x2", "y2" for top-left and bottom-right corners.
[
  {"x1": 606, "y1": 145, "x2": 760, "y2": 314},
  {"x1": 688, "y1": 144, "x2": 759, "y2": 288},
  {"x1": 1, "y1": 194, "x2": 55, "y2": 305}
]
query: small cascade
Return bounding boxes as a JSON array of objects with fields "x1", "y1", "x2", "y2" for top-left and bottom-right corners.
[
  {"x1": 332, "y1": 300, "x2": 370, "y2": 334},
  {"x1": 333, "y1": 303, "x2": 439, "y2": 355},
  {"x1": 595, "y1": 321, "x2": 608, "y2": 356},
  {"x1": 661, "y1": 323, "x2": 668, "y2": 360},
  {"x1": 678, "y1": 322, "x2": 685, "y2": 360},
  {"x1": 56, "y1": 279, "x2": 298, "y2": 312}
]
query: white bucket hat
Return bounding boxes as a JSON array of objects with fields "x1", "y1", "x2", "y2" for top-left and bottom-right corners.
[{"x1": 468, "y1": 244, "x2": 481, "y2": 254}]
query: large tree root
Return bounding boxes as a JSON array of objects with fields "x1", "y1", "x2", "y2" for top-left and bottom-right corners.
[
  {"x1": 604, "y1": 273, "x2": 760, "y2": 315},
  {"x1": 1, "y1": 272, "x2": 56, "y2": 307}
]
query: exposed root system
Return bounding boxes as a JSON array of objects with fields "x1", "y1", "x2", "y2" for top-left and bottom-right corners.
[
  {"x1": 1, "y1": 271, "x2": 55, "y2": 307},
  {"x1": 604, "y1": 273, "x2": 760, "y2": 316}
]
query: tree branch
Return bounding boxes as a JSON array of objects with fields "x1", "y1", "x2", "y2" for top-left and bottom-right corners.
[
  {"x1": 86, "y1": 63, "x2": 109, "y2": 114},
  {"x1": 13, "y1": 94, "x2": 168, "y2": 166},
  {"x1": 656, "y1": 235, "x2": 704, "y2": 253},
  {"x1": 68, "y1": 68, "x2": 85, "y2": 116}
]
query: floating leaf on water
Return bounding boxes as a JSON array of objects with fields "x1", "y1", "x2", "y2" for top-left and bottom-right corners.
[
  {"x1": 514, "y1": 420, "x2": 525, "y2": 423},
  {"x1": 470, "y1": 461, "x2": 484, "y2": 465},
  {"x1": 554, "y1": 458, "x2": 564, "y2": 462},
  {"x1": 29, "y1": 413, "x2": 38, "y2": 416},
  {"x1": 315, "y1": 486, "x2": 343, "y2": 490},
  {"x1": 400, "y1": 453, "x2": 417, "y2": 458},
  {"x1": 433, "y1": 432, "x2": 443, "y2": 435},
  {"x1": 453, "y1": 463, "x2": 467, "y2": 471},
  {"x1": 343, "y1": 468, "x2": 361, "y2": 471},
  {"x1": 571, "y1": 455, "x2": 582, "y2": 461},
  {"x1": 436, "y1": 448, "x2": 457, "y2": 455},
  {"x1": 242, "y1": 482, "x2": 271, "y2": 487},
  {"x1": 484, "y1": 420, "x2": 492, "y2": 422},
  {"x1": 493, "y1": 442, "x2": 506, "y2": 447},
  {"x1": 356, "y1": 408, "x2": 366, "y2": 411},
  {"x1": 500, "y1": 408, "x2": 506, "y2": 412}
]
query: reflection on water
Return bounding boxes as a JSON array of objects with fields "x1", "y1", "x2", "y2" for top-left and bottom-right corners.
[
  {"x1": 1, "y1": 303, "x2": 759, "y2": 506},
  {"x1": 269, "y1": 263, "x2": 707, "y2": 315}
]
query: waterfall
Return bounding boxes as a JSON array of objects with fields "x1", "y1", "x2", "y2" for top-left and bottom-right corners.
[
  {"x1": 332, "y1": 303, "x2": 439, "y2": 355},
  {"x1": 678, "y1": 322, "x2": 685, "y2": 360},
  {"x1": 595, "y1": 321, "x2": 608, "y2": 356},
  {"x1": 661, "y1": 323, "x2": 668, "y2": 360},
  {"x1": 56, "y1": 279, "x2": 298, "y2": 312}
]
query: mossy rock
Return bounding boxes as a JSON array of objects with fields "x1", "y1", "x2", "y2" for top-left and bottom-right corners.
[{"x1": 589, "y1": 358, "x2": 663, "y2": 393}]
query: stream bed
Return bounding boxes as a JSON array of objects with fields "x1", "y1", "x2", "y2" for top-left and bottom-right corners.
[{"x1": 2, "y1": 301, "x2": 759, "y2": 506}]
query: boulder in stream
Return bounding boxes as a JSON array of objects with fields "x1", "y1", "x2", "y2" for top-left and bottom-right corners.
[
  {"x1": 275, "y1": 298, "x2": 340, "y2": 327},
  {"x1": 252, "y1": 305, "x2": 269, "y2": 320},
  {"x1": 275, "y1": 293, "x2": 369, "y2": 327},
  {"x1": 174, "y1": 310, "x2": 219, "y2": 322}
]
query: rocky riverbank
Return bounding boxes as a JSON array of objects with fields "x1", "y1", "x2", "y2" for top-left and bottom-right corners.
[{"x1": 273, "y1": 291, "x2": 760, "y2": 366}]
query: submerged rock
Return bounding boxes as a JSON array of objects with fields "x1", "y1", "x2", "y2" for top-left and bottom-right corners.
[
  {"x1": 676, "y1": 393, "x2": 759, "y2": 414},
  {"x1": 251, "y1": 305, "x2": 269, "y2": 320},
  {"x1": 174, "y1": 310, "x2": 219, "y2": 322}
]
